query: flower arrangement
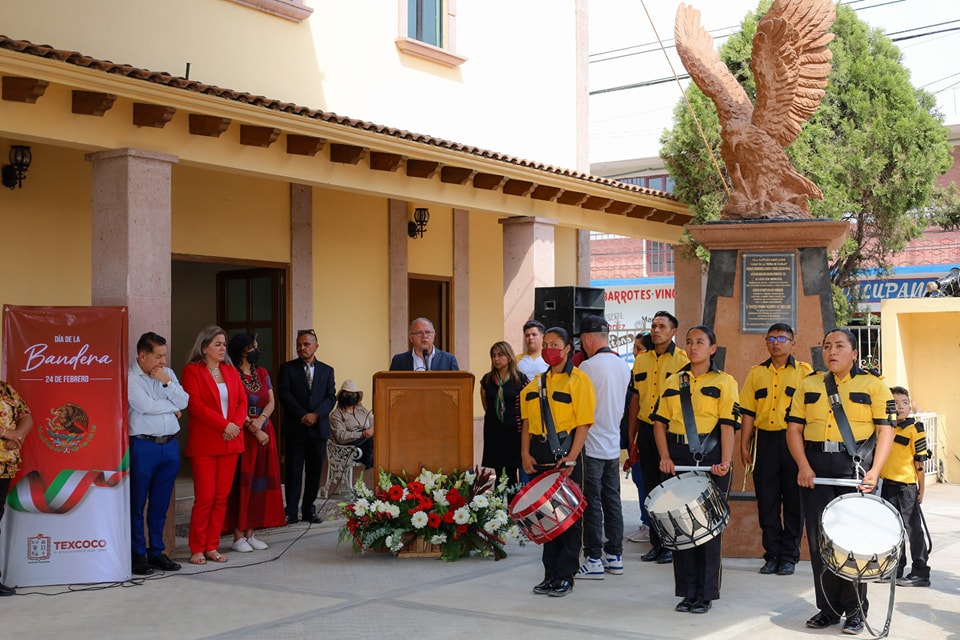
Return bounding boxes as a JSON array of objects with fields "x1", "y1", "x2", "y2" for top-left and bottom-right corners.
[{"x1": 339, "y1": 466, "x2": 524, "y2": 561}]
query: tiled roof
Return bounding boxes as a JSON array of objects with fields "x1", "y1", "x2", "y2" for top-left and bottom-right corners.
[{"x1": 0, "y1": 35, "x2": 679, "y2": 204}]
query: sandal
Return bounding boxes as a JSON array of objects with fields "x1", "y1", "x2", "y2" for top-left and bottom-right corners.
[
  {"x1": 204, "y1": 551, "x2": 228, "y2": 563},
  {"x1": 189, "y1": 553, "x2": 206, "y2": 565}
]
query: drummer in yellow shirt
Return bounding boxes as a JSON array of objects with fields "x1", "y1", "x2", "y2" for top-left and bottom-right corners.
[
  {"x1": 520, "y1": 326, "x2": 596, "y2": 598},
  {"x1": 651, "y1": 325, "x2": 739, "y2": 615},
  {"x1": 785, "y1": 328, "x2": 895, "y2": 635}
]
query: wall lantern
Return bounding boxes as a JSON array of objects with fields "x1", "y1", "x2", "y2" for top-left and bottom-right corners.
[
  {"x1": 408, "y1": 207, "x2": 430, "y2": 239},
  {"x1": 1, "y1": 145, "x2": 32, "y2": 190}
]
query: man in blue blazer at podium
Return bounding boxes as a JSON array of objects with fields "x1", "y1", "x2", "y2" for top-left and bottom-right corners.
[{"x1": 390, "y1": 317, "x2": 459, "y2": 371}]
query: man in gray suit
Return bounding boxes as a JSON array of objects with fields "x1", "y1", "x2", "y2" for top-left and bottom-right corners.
[{"x1": 389, "y1": 318, "x2": 459, "y2": 371}]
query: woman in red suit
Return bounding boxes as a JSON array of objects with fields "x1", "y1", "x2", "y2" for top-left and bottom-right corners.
[{"x1": 181, "y1": 325, "x2": 246, "y2": 565}]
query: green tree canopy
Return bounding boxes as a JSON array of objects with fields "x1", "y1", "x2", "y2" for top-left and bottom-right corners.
[{"x1": 660, "y1": 1, "x2": 953, "y2": 317}]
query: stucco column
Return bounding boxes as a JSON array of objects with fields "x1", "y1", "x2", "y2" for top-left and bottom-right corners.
[
  {"x1": 577, "y1": 229, "x2": 591, "y2": 286},
  {"x1": 86, "y1": 146, "x2": 178, "y2": 555},
  {"x1": 500, "y1": 216, "x2": 556, "y2": 354},
  {"x1": 452, "y1": 208, "x2": 470, "y2": 370},
  {"x1": 388, "y1": 199, "x2": 410, "y2": 356},
  {"x1": 86, "y1": 147, "x2": 178, "y2": 357},
  {"x1": 290, "y1": 183, "x2": 313, "y2": 351}
]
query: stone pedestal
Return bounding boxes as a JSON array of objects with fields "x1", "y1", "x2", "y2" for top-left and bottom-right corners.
[{"x1": 686, "y1": 219, "x2": 849, "y2": 559}]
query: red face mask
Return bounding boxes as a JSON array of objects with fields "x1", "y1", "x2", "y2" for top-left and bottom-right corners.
[{"x1": 542, "y1": 347, "x2": 565, "y2": 366}]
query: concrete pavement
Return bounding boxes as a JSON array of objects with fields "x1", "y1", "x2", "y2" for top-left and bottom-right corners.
[{"x1": 5, "y1": 477, "x2": 959, "y2": 640}]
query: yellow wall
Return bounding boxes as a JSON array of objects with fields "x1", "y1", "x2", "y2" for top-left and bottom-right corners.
[
  {"x1": 0, "y1": 0, "x2": 581, "y2": 168},
  {"x1": 554, "y1": 226, "x2": 579, "y2": 286},
  {"x1": 468, "y1": 212, "x2": 506, "y2": 406},
  {"x1": 171, "y1": 166, "x2": 290, "y2": 262},
  {"x1": 312, "y1": 188, "x2": 390, "y2": 391},
  {"x1": 881, "y1": 298, "x2": 960, "y2": 481},
  {"x1": 408, "y1": 206, "x2": 453, "y2": 277}
]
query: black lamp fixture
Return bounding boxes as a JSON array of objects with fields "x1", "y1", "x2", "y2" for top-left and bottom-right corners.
[
  {"x1": 407, "y1": 207, "x2": 430, "y2": 239},
  {"x1": 2, "y1": 145, "x2": 32, "y2": 190}
]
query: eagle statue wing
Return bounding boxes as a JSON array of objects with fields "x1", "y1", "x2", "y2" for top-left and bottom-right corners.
[
  {"x1": 675, "y1": 3, "x2": 753, "y2": 127},
  {"x1": 752, "y1": 0, "x2": 835, "y2": 147}
]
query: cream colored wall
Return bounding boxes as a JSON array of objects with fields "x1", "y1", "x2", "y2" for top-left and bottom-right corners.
[
  {"x1": 171, "y1": 166, "x2": 289, "y2": 262},
  {"x1": 0, "y1": 142, "x2": 91, "y2": 362},
  {"x1": 881, "y1": 298, "x2": 960, "y2": 482},
  {"x1": 407, "y1": 206, "x2": 453, "y2": 277},
  {"x1": 311, "y1": 188, "x2": 390, "y2": 392},
  {"x1": 554, "y1": 225, "x2": 579, "y2": 286},
  {"x1": 0, "y1": 0, "x2": 581, "y2": 168}
]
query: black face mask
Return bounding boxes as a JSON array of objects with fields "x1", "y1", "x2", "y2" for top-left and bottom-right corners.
[
  {"x1": 246, "y1": 349, "x2": 261, "y2": 365},
  {"x1": 340, "y1": 393, "x2": 359, "y2": 407}
]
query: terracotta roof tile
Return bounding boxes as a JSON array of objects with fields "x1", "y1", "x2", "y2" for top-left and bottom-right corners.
[{"x1": 0, "y1": 35, "x2": 679, "y2": 204}]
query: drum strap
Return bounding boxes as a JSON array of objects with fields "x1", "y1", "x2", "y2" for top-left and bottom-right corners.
[
  {"x1": 539, "y1": 373, "x2": 571, "y2": 460},
  {"x1": 823, "y1": 372, "x2": 876, "y2": 462},
  {"x1": 679, "y1": 372, "x2": 719, "y2": 461}
]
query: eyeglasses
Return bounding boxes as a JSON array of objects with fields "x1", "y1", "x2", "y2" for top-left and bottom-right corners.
[
  {"x1": 765, "y1": 336, "x2": 791, "y2": 344},
  {"x1": 297, "y1": 329, "x2": 317, "y2": 337},
  {"x1": 409, "y1": 330, "x2": 435, "y2": 337}
]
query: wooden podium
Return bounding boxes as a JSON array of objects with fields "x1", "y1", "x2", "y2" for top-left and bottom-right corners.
[{"x1": 372, "y1": 371, "x2": 475, "y2": 475}]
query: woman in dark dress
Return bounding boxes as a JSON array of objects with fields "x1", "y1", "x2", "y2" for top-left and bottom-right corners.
[{"x1": 480, "y1": 341, "x2": 528, "y2": 486}]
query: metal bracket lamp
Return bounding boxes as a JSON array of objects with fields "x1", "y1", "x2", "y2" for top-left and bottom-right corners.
[
  {"x1": 407, "y1": 207, "x2": 430, "y2": 239},
  {"x1": 1, "y1": 145, "x2": 32, "y2": 190}
]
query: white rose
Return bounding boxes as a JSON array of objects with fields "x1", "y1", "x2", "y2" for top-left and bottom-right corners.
[{"x1": 453, "y1": 506, "x2": 471, "y2": 525}]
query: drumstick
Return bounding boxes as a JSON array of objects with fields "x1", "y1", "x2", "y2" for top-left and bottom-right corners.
[
  {"x1": 532, "y1": 461, "x2": 577, "y2": 470},
  {"x1": 813, "y1": 477, "x2": 871, "y2": 488},
  {"x1": 674, "y1": 465, "x2": 709, "y2": 472}
]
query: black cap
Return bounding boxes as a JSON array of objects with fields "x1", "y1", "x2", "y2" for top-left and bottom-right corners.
[{"x1": 579, "y1": 314, "x2": 609, "y2": 334}]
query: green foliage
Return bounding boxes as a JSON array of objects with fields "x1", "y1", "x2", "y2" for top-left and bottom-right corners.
[{"x1": 660, "y1": 1, "x2": 953, "y2": 313}]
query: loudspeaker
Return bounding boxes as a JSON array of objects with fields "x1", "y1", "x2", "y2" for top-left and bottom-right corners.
[{"x1": 534, "y1": 286, "x2": 605, "y2": 337}]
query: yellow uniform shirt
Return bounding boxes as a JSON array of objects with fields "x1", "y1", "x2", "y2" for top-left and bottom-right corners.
[
  {"x1": 631, "y1": 342, "x2": 688, "y2": 425},
  {"x1": 521, "y1": 364, "x2": 596, "y2": 436},
  {"x1": 651, "y1": 363, "x2": 740, "y2": 435},
  {"x1": 880, "y1": 417, "x2": 929, "y2": 484},
  {"x1": 740, "y1": 356, "x2": 813, "y2": 432},
  {"x1": 786, "y1": 368, "x2": 895, "y2": 442}
]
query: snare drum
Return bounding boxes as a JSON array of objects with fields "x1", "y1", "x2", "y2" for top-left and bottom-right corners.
[
  {"x1": 819, "y1": 492, "x2": 904, "y2": 582},
  {"x1": 644, "y1": 473, "x2": 729, "y2": 550},
  {"x1": 508, "y1": 471, "x2": 585, "y2": 544}
]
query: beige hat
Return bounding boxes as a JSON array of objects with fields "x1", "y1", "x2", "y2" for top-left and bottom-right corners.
[{"x1": 339, "y1": 379, "x2": 360, "y2": 393}]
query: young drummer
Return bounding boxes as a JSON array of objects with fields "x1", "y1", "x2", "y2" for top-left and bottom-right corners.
[
  {"x1": 881, "y1": 386, "x2": 930, "y2": 587},
  {"x1": 652, "y1": 325, "x2": 739, "y2": 615},
  {"x1": 520, "y1": 326, "x2": 596, "y2": 598}
]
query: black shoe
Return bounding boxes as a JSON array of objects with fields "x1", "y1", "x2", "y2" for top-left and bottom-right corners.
[
  {"x1": 777, "y1": 561, "x2": 796, "y2": 576},
  {"x1": 897, "y1": 574, "x2": 931, "y2": 587},
  {"x1": 843, "y1": 614, "x2": 864, "y2": 635},
  {"x1": 759, "y1": 559, "x2": 779, "y2": 574},
  {"x1": 640, "y1": 547, "x2": 662, "y2": 562},
  {"x1": 0, "y1": 582, "x2": 15, "y2": 596},
  {"x1": 286, "y1": 514, "x2": 299, "y2": 525},
  {"x1": 675, "y1": 598, "x2": 693, "y2": 612},
  {"x1": 548, "y1": 578, "x2": 574, "y2": 597},
  {"x1": 302, "y1": 512, "x2": 323, "y2": 524},
  {"x1": 532, "y1": 578, "x2": 554, "y2": 595},
  {"x1": 131, "y1": 556, "x2": 155, "y2": 576},
  {"x1": 689, "y1": 599, "x2": 712, "y2": 614},
  {"x1": 149, "y1": 553, "x2": 181, "y2": 572},
  {"x1": 805, "y1": 611, "x2": 842, "y2": 629},
  {"x1": 656, "y1": 550, "x2": 673, "y2": 564}
]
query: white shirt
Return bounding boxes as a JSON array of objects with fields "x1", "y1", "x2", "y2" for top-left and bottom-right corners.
[
  {"x1": 128, "y1": 364, "x2": 189, "y2": 437},
  {"x1": 578, "y1": 350, "x2": 631, "y2": 459},
  {"x1": 517, "y1": 354, "x2": 548, "y2": 379},
  {"x1": 411, "y1": 348, "x2": 435, "y2": 371}
]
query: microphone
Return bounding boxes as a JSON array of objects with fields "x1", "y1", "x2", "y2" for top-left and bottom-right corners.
[{"x1": 422, "y1": 349, "x2": 430, "y2": 371}]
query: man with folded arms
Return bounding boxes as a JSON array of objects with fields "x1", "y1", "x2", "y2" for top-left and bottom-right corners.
[{"x1": 128, "y1": 332, "x2": 189, "y2": 575}]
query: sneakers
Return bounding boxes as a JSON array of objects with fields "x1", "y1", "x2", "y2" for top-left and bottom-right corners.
[
  {"x1": 897, "y1": 574, "x2": 931, "y2": 587},
  {"x1": 231, "y1": 537, "x2": 254, "y2": 553},
  {"x1": 246, "y1": 536, "x2": 269, "y2": 551},
  {"x1": 577, "y1": 557, "x2": 605, "y2": 580},
  {"x1": 627, "y1": 525, "x2": 650, "y2": 543},
  {"x1": 602, "y1": 553, "x2": 624, "y2": 575}
]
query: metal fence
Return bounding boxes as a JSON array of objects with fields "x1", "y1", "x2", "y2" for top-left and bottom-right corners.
[{"x1": 912, "y1": 411, "x2": 940, "y2": 479}]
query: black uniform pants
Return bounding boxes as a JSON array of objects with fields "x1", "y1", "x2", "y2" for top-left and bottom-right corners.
[
  {"x1": 753, "y1": 429, "x2": 803, "y2": 563},
  {"x1": 880, "y1": 480, "x2": 929, "y2": 579},
  {"x1": 532, "y1": 447, "x2": 585, "y2": 582},
  {"x1": 666, "y1": 441, "x2": 728, "y2": 602},
  {"x1": 637, "y1": 421, "x2": 665, "y2": 548},
  {"x1": 801, "y1": 447, "x2": 871, "y2": 616}
]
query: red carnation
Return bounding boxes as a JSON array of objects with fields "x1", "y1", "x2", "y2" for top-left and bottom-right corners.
[
  {"x1": 387, "y1": 485, "x2": 404, "y2": 501},
  {"x1": 418, "y1": 496, "x2": 434, "y2": 511},
  {"x1": 428, "y1": 512, "x2": 442, "y2": 528},
  {"x1": 407, "y1": 481, "x2": 425, "y2": 495},
  {"x1": 456, "y1": 524, "x2": 468, "y2": 534},
  {"x1": 442, "y1": 510, "x2": 455, "y2": 524}
]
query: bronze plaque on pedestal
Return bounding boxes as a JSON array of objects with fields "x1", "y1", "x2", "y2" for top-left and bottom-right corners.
[{"x1": 741, "y1": 252, "x2": 797, "y2": 333}]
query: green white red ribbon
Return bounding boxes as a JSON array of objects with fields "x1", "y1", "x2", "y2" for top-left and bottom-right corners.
[{"x1": 5, "y1": 450, "x2": 129, "y2": 514}]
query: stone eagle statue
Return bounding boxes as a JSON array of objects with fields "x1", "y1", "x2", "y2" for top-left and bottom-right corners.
[{"x1": 675, "y1": 0, "x2": 835, "y2": 219}]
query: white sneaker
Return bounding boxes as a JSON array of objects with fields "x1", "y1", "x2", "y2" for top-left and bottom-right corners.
[
  {"x1": 246, "y1": 536, "x2": 268, "y2": 551},
  {"x1": 231, "y1": 537, "x2": 253, "y2": 553},
  {"x1": 627, "y1": 525, "x2": 650, "y2": 543},
  {"x1": 577, "y1": 557, "x2": 605, "y2": 580},
  {"x1": 603, "y1": 553, "x2": 624, "y2": 575}
]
